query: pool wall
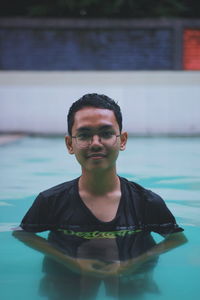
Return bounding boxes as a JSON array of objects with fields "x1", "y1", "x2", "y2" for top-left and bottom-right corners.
[{"x1": 0, "y1": 71, "x2": 200, "y2": 135}]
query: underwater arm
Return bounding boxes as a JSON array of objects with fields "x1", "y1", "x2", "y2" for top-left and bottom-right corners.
[
  {"x1": 146, "y1": 231, "x2": 188, "y2": 256},
  {"x1": 123, "y1": 232, "x2": 188, "y2": 274},
  {"x1": 12, "y1": 228, "x2": 106, "y2": 277},
  {"x1": 12, "y1": 228, "x2": 80, "y2": 273},
  {"x1": 103, "y1": 232, "x2": 188, "y2": 276}
]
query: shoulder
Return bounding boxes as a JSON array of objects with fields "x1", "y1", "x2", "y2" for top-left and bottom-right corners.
[
  {"x1": 24, "y1": 178, "x2": 79, "y2": 216},
  {"x1": 120, "y1": 176, "x2": 164, "y2": 204},
  {"x1": 39, "y1": 178, "x2": 78, "y2": 199},
  {"x1": 119, "y1": 178, "x2": 183, "y2": 234}
]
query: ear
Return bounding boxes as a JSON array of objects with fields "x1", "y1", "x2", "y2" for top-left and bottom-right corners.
[
  {"x1": 65, "y1": 135, "x2": 74, "y2": 154},
  {"x1": 120, "y1": 132, "x2": 128, "y2": 151}
]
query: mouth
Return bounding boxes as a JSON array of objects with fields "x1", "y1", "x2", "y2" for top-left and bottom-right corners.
[{"x1": 87, "y1": 153, "x2": 106, "y2": 159}]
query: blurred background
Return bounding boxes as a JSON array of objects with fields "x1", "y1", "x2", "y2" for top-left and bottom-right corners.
[{"x1": 0, "y1": 0, "x2": 200, "y2": 136}]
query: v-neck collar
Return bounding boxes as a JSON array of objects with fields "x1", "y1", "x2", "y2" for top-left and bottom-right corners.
[{"x1": 74, "y1": 176, "x2": 124, "y2": 225}]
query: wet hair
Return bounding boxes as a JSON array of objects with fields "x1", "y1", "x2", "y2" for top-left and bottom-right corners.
[{"x1": 67, "y1": 93, "x2": 122, "y2": 136}]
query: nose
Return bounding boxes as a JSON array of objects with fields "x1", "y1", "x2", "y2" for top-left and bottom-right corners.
[{"x1": 90, "y1": 134, "x2": 102, "y2": 147}]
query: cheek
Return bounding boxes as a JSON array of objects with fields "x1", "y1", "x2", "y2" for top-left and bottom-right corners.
[
  {"x1": 73, "y1": 149, "x2": 86, "y2": 163},
  {"x1": 108, "y1": 145, "x2": 120, "y2": 159},
  {"x1": 113, "y1": 150, "x2": 120, "y2": 160}
]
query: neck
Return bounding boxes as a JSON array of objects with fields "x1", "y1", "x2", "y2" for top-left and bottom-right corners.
[{"x1": 79, "y1": 167, "x2": 119, "y2": 195}]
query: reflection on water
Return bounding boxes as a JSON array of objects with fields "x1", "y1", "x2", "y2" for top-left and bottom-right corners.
[
  {"x1": 39, "y1": 231, "x2": 159, "y2": 300},
  {"x1": 2, "y1": 228, "x2": 198, "y2": 300}
]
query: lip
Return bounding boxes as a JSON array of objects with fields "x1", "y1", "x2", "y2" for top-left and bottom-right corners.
[{"x1": 87, "y1": 153, "x2": 106, "y2": 159}]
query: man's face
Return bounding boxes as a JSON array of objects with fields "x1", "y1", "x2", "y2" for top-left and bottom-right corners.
[{"x1": 65, "y1": 107, "x2": 127, "y2": 173}]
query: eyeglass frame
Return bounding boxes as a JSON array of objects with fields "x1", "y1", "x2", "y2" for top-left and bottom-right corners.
[{"x1": 71, "y1": 132, "x2": 121, "y2": 147}]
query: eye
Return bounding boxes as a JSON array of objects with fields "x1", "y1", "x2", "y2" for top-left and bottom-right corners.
[
  {"x1": 100, "y1": 131, "x2": 114, "y2": 139},
  {"x1": 77, "y1": 133, "x2": 91, "y2": 140}
]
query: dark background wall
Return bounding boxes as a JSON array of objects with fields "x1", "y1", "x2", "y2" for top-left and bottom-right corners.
[{"x1": 0, "y1": 18, "x2": 200, "y2": 70}]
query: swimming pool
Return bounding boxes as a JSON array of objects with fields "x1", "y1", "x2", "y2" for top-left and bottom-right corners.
[{"x1": 0, "y1": 136, "x2": 199, "y2": 300}]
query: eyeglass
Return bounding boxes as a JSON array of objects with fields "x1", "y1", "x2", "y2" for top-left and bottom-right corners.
[{"x1": 72, "y1": 131, "x2": 121, "y2": 148}]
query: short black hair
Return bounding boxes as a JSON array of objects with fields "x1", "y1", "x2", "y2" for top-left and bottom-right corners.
[{"x1": 67, "y1": 93, "x2": 122, "y2": 136}]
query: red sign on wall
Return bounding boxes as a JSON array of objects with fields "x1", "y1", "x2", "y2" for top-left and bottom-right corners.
[{"x1": 183, "y1": 29, "x2": 200, "y2": 70}]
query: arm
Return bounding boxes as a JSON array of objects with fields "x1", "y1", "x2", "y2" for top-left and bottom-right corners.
[
  {"x1": 146, "y1": 231, "x2": 188, "y2": 256},
  {"x1": 12, "y1": 229, "x2": 106, "y2": 276},
  {"x1": 102, "y1": 232, "x2": 188, "y2": 276},
  {"x1": 12, "y1": 228, "x2": 80, "y2": 273},
  {"x1": 132, "y1": 232, "x2": 188, "y2": 267}
]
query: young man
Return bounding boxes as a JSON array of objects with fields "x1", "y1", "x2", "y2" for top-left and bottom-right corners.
[{"x1": 13, "y1": 93, "x2": 187, "y2": 282}]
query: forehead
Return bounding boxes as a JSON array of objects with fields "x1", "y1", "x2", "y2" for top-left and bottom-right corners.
[{"x1": 72, "y1": 107, "x2": 119, "y2": 131}]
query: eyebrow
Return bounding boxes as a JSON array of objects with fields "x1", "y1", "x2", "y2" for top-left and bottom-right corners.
[{"x1": 76, "y1": 125, "x2": 114, "y2": 132}]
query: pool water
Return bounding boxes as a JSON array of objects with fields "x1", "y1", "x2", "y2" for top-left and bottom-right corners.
[{"x1": 0, "y1": 136, "x2": 200, "y2": 300}]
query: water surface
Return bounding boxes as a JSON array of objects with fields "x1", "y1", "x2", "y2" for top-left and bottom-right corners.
[{"x1": 0, "y1": 136, "x2": 199, "y2": 299}]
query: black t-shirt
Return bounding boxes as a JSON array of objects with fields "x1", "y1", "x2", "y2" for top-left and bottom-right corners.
[
  {"x1": 20, "y1": 177, "x2": 183, "y2": 299},
  {"x1": 21, "y1": 176, "x2": 183, "y2": 236}
]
